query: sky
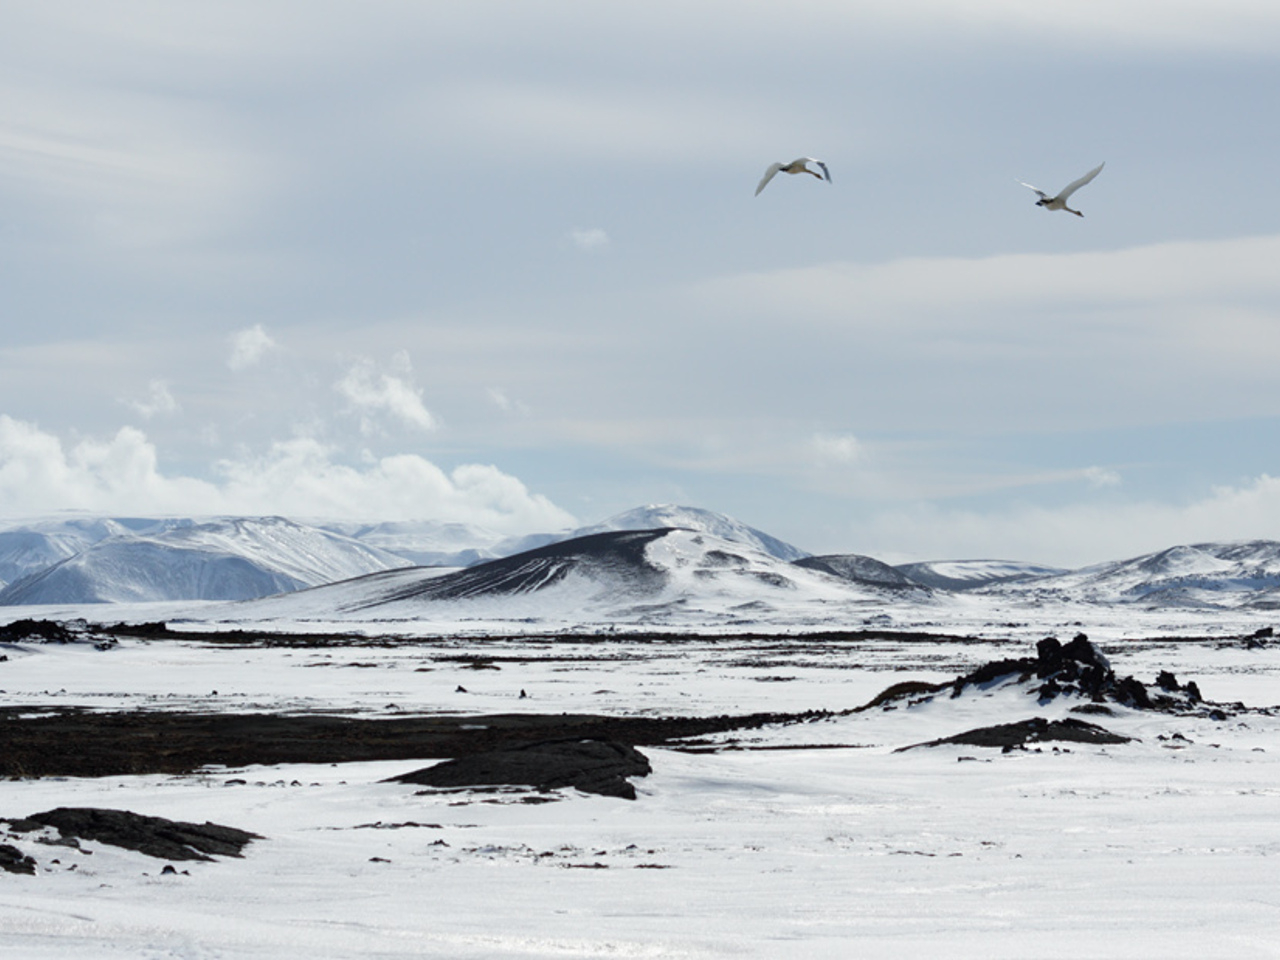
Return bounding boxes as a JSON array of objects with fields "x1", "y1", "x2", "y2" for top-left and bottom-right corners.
[{"x1": 4, "y1": 1, "x2": 1280, "y2": 566}]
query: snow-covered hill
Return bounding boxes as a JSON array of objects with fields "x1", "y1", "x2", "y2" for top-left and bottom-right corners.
[
  {"x1": 228, "y1": 527, "x2": 896, "y2": 626},
  {"x1": 0, "y1": 517, "x2": 410, "y2": 604},
  {"x1": 986, "y1": 540, "x2": 1280, "y2": 609},
  {"x1": 895, "y1": 559, "x2": 1066, "y2": 591},
  {"x1": 794, "y1": 554, "x2": 927, "y2": 591}
]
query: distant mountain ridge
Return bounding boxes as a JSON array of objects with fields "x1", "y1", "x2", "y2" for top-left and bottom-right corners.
[
  {"x1": 0, "y1": 517, "x2": 409, "y2": 604},
  {"x1": 5, "y1": 507, "x2": 1280, "y2": 612},
  {"x1": 983, "y1": 539, "x2": 1280, "y2": 609},
  {"x1": 894, "y1": 559, "x2": 1067, "y2": 592}
]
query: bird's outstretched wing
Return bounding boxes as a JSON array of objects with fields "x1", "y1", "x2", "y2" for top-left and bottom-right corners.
[
  {"x1": 1057, "y1": 162, "x2": 1104, "y2": 200},
  {"x1": 809, "y1": 158, "x2": 832, "y2": 183},
  {"x1": 1016, "y1": 179, "x2": 1049, "y2": 201},
  {"x1": 755, "y1": 162, "x2": 784, "y2": 196}
]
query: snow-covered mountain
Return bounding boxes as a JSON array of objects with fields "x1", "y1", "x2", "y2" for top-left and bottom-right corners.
[
  {"x1": 0, "y1": 505, "x2": 809, "y2": 605},
  {"x1": 228, "y1": 527, "x2": 895, "y2": 626},
  {"x1": 895, "y1": 559, "x2": 1066, "y2": 592},
  {"x1": 319, "y1": 519, "x2": 507, "y2": 567},
  {"x1": 985, "y1": 540, "x2": 1280, "y2": 609},
  {"x1": 8, "y1": 507, "x2": 1280, "y2": 615},
  {"x1": 502, "y1": 504, "x2": 809, "y2": 563},
  {"x1": 0, "y1": 516, "x2": 182, "y2": 586},
  {"x1": 0, "y1": 517, "x2": 410, "y2": 604}
]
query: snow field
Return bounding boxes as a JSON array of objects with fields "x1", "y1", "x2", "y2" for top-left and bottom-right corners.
[{"x1": 0, "y1": 628, "x2": 1278, "y2": 957}]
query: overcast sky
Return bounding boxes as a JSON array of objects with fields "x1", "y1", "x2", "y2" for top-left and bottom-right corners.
[{"x1": 4, "y1": 1, "x2": 1280, "y2": 566}]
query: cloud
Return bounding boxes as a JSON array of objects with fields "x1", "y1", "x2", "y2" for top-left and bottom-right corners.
[
  {"x1": 1083, "y1": 465, "x2": 1122, "y2": 488},
  {"x1": 810, "y1": 433, "x2": 861, "y2": 465},
  {"x1": 336, "y1": 353, "x2": 436, "y2": 433},
  {"x1": 228, "y1": 325, "x2": 279, "y2": 371},
  {"x1": 0, "y1": 415, "x2": 575, "y2": 532},
  {"x1": 570, "y1": 227, "x2": 610, "y2": 252},
  {"x1": 487, "y1": 387, "x2": 531, "y2": 417},
  {"x1": 692, "y1": 235, "x2": 1280, "y2": 334},
  {"x1": 124, "y1": 379, "x2": 180, "y2": 420}
]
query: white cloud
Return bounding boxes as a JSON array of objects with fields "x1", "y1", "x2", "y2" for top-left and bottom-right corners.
[
  {"x1": 0, "y1": 79, "x2": 266, "y2": 250},
  {"x1": 692, "y1": 235, "x2": 1280, "y2": 334},
  {"x1": 862, "y1": 0, "x2": 1280, "y2": 52},
  {"x1": 570, "y1": 227, "x2": 610, "y2": 252},
  {"x1": 336, "y1": 353, "x2": 436, "y2": 433},
  {"x1": 124, "y1": 379, "x2": 180, "y2": 419},
  {"x1": 488, "y1": 387, "x2": 531, "y2": 417},
  {"x1": 810, "y1": 433, "x2": 861, "y2": 465},
  {"x1": 228, "y1": 325, "x2": 279, "y2": 371},
  {"x1": 0, "y1": 416, "x2": 575, "y2": 532},
  {"x1": 1083, "y1": 465, "x2": 1122, "y2": 488}
]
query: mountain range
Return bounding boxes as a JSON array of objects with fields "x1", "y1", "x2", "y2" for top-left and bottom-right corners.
[{"x1": 4, "y1": 505, "x2": 1280, "y2": 614}]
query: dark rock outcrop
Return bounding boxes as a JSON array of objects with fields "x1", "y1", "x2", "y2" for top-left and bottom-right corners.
[
  {"x1": 15, "y1": 808, "x2": 261, "y2": 861},
  {"x1": 0, "y1": 618, "x2": 82, "y2": 644},
  {"x1": 897, "y1": 716, "x2": 1131, "y2": 752},
  {"x1": 0, "y1": 843, "x2": 37, "y2": 875},
  {"x1": 386, "y1": 738, "x2": 652, "y2": 800},
  {"x1": 937, "y1": 634, "x2": 1208, "y2": 713}
]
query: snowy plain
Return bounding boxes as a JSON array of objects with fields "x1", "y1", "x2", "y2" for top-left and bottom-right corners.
[{"x1": 2, "y1": 530, "x2": 1280, "y2": 957}]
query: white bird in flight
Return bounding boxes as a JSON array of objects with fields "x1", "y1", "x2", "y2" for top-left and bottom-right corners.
[
  {"x1": 1017, "y1": 162, "x2": 1105, "y2": 217},
  {"x1": 755, "y1": 157, "x2": 832, "y2": 196}
]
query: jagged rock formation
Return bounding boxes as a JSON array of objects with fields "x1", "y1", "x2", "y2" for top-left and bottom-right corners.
[
  {"x1": 878, "y1": 635, "x2": 1231, "y2": 752},
  {"x1": 941, "y1": 634, "x2": 1206, "y2": 712}
]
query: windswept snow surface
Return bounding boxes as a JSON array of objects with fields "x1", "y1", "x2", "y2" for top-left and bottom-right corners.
[{"x1": 0, "y1": 620, "x2": 1279, "y2": 957}]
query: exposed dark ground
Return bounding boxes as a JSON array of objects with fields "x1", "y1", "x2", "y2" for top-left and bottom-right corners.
[
  {"x1": 0, "y1": 706, "x2": 832, "y2": 779},
  {"x1": 2, "y1": 620, "x2": 1266, "y2": 780}
]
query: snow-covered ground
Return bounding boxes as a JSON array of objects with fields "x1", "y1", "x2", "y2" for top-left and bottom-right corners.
[{"x1": 1, "y1": 607, "x2": 1278, "y2": 958}]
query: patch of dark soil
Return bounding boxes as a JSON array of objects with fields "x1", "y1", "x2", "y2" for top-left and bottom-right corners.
[
  {"x1": 897, "y1": 716, "x2": 1131, "y2": 752},
  {"x1": 11, "y1": 808, "x2": 260, "y2": 861},
  {"x1": 76, "y1": 620, "x2": 1010, "y2": 648},
  {"x1": 0, "y1": 707, "x2": 831, "y2": 779},
  {"x1": 387, "y1": 739, "x2": 651, "y2": 800}
]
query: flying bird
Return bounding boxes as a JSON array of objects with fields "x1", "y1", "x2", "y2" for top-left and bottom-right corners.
[
  {"x1": 1017, "y1": 162, "x2": 1105, "y2": 217},
  {"x1": 755, "y1": 157, "x2": 832, "y2": 196}
]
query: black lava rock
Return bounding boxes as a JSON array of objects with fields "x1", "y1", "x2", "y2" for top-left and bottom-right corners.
[
  {"x1": 26, "y1": 808, "x2": 262, "y2": 861},
  {"x1": 897, "y1": 716, "x2": 1131, "y2": 752},
  {"x1": 386, "y1": 738, "x2": 652, "y2": 800},
  {"x1": 0, "y1": 843, "x2": 36, "y2": 875}
]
